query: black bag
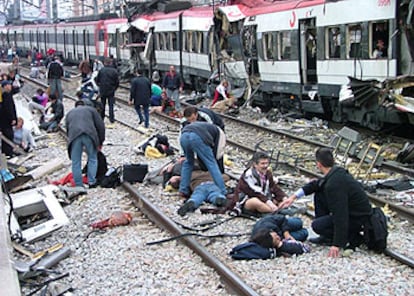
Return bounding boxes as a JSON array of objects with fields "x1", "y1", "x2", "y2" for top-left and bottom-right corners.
[
  {"x1": 123, "y1": 164, "x2": 148, "y2": 183},
  {"x1": 363, "y1": 207, "x2": 388, "y2": 252},
  {"x1": 100, "y1": 167, "x2": 122, "y2": 188}
]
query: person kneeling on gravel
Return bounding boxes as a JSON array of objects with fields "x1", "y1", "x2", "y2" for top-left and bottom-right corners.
[
  {"x1": 279, "y1": 148, "x2": 372, "y2": 258},
  {"x1": 178, "y1": 169, "x2": 230, "y2": 216}
]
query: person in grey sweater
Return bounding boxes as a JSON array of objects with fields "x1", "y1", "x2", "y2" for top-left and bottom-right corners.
[{"x1": 65, "y1": 100, "x2": 105, "y2": 188}]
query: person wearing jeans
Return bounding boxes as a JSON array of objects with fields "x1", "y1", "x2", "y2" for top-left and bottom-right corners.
[
  {"x1": 66, "y1": 100, "x2": 105, "y2": 188},
  {"x1": 178, "y1": 170, "x2": 229, "y2": 216},
  {"x1": 179, "y1": 122, "x2": 226, "y2": 198}
]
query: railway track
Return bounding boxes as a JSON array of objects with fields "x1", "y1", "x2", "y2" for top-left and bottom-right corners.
[
  {"x1": 21, "y1": 66, "x2": 414, "y2": 222},
  {"x1": 9, "y1": 68, "x2": 413, "y2": 295}
]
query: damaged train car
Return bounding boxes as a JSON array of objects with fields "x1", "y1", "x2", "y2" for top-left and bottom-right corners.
[{"x1": 127, "y1": 0, "x2": 414, "y2": 130}]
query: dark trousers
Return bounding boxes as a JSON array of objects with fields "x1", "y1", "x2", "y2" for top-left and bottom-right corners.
[
  {"x1": 312, "y1": 192, "x2": 367, "y2": 247},
  {"x1": 101, "y1": 95, "x2": 115, "y2": 122},
  {"x1": 1, "y1": 127, "x2": 14, "y2": 156}
]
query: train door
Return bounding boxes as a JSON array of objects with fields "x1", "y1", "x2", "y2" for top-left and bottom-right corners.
[
  {"x1": 115, "y1": 28, "x2": 120, "y2": 59},
  {"x1": 299, "y1": 18, "x2": 317, "y2": 85},
  {"x1": 72, "y1": 30, "x2": 77, "y2": 62},
  {"x1": 242, "y1": 25, "x2": 259, "y2": 77},
  {"x1": 35, "y1": 31, "x2": 40, "y2": 53},
  {"x1": 63, "y1": 30, "x2": 67, "y2": 61},
  {"x1": 83, "y1": 29, "x2": 88, "y2": 60},
  {"x1": 29, "y1": 30, "x2": 33, "y2": 51},
  {"x1": 43, "y1": 30, "x2": 47, "y2": 54}
]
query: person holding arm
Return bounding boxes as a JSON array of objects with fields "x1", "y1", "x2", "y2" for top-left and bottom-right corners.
[
  {"x1": 279, "y1": 147, "x2": 372, "y2": 258},
  {"x1": 236, "y1": 152, "x2": 287, "y2": 215}
]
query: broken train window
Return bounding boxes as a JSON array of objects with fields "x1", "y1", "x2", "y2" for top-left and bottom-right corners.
[
  {"x1": 263, "y1": 32, "x2": 277, "y2": 60},
  {"x1": 347, "y1": 24, "x2": 362, "y2": 58},
  {"x1": 370, "y1": 21, "x2": 389, "y2": 59},
  {"x1": 280, "y1": 31, "x2": 291, "y2": 60},
  {"x1": 326, "y1": 26, "x2": 341, "y2": 59}
]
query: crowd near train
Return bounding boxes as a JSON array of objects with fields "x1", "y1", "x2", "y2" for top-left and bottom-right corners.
[{"x1": 1, "y1": 0, "x2": 414, "y2": 130}]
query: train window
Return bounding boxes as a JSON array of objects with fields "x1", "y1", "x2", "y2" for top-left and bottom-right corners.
[
  {"x1": 171, "y1": 32, "x2": 178, "y2": 50},
  {"x1": 98, "y1": 30, "x2": 104, "y2": 42},
  {"x1": 197, "y1": 32, "x2": 203, "y2": 53},
  {"x1": 78, "y1": 33, "x2": 84, "y2": 46},
  {"x1": 154, "y1": 33, "x2": 160, "y2": 50},
  {"x1": 88, "y1": 32, "x2": 94, "y2": 45},
  {"x1": 279, "y1": 31, "x2": 291, "y2": 60},
  {"x1": 262, "y1": 32, "x2": 276, "y2": 60},
  {"x1": 67, "y1": 32, "x2": 72, "y2": 44},
  {"x1": 186, "y1": 31, "x2": 194, "y2": 52},
  {"x1": 326, "y1": 27, "x2": 341, "y2": 59},
  {"x1": 108, "y1": 34, "x2": 115, "y2": 47},
  {"x1": 227, "y1": 34, "x2": 244, "y2": 61},
  {"x1": 182, "y1": 32, "x2": 187, "y2": 52},
  {"x1": 347, "y1": 24, "x2": 362, "y2": 58},
  {"x1": 370, "y1": 21, "x2": 388, "y2": 59},
  {"x1": 191, "y1": 32, "x2": 197, "y2": 52},
  {"x1": 161, "y1": 33, "x2": 168, "y2": 50}
]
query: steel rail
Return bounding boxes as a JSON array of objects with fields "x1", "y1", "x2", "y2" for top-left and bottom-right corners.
[
  {"x1": 22, "y1": 69, "x2": 414, "y2": 272},
  {"x1": 122, "y1": 182, "x2": 260, "y2": 296}
]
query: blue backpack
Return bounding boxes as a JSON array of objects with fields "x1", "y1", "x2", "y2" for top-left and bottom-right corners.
[{"x1": 230, "y1": 242, "x2": 277, "y2": 260}]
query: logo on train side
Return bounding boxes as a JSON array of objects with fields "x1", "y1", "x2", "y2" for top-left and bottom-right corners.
[
  {"x1": 228, "y1": 11, "x2": 242, "y2": 17},
  {"x1": 378, "y1": 0, "x2": 390, "y2": 6},
  {"x1": 289, "y1": 11, "x2": 296, "y2": 28}
]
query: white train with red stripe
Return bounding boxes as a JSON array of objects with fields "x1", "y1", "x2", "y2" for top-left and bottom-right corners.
[{"x1": 0, "y1": 15, "x2": 129, "y2": 65}]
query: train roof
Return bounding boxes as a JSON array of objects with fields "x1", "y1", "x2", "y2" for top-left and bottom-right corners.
[{"x1": 223, "y1": 0, "x2": 327, "y2": 18}]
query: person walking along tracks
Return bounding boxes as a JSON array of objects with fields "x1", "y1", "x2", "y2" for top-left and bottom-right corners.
[
  {"x1": 96, "y1": 58, "x2": 119, "y2": 123},
  {"x1": 129, "y1": 70, "x2": 151, "y2": 128}
]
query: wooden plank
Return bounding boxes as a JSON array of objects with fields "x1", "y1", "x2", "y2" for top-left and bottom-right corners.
[{"x1": 27, "y1": 158, "x2": 65, "y2": 180}]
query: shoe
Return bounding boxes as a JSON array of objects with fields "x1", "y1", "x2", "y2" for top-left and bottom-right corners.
[
  {"x1": 87, "y1": 183, "x2": 98, "y2": 189},
  {"x1": 177, "y1": 200, "x2": 196, "y2": 216},
  {"x1": 178, "y1": 192, "x2": 190, "y2": 199},
  {"x1": 308, "y1": 236, "x2": 333, "y2": 246},
  {"x1": 138, "y1": 120, "x2": 143, "y2": 125},
  {"x1": 215, "y1": 197, "x2": 227, "y2": 207}
]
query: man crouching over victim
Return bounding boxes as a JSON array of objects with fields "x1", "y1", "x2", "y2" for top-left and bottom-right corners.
[{"x1": 279, "y1": 147, "x2": 372, "y2": 258}]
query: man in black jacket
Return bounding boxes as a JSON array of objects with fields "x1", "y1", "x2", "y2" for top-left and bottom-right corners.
[
  {"x1": 0, "y1": 80, "x2": 17, "y2": 156},
  {"x1": 129, "y1": 70, "x2": 151, "y2": 128},
  {"x1": 47, "y1": 56, "x2": 64, "y2": 101},
  {"x1": 280, "y1": 147, "x2": 372, "y2": 257},
  {"x1": 96, "y1": 58, "x2": 119, "y2": 123}
]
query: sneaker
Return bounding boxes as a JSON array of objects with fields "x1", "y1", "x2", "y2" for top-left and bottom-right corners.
[
  {"x1": 177, "y1": 200, "x2": 196, "y2": 216},
  {"x1": 215, "y1": 197, "x2": 227, "y2": 207},
  {"x1": 308, "y1": 236, "x2": 333, "y2": 246}
]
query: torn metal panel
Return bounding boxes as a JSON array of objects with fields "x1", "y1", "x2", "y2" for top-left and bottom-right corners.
[
  {"x1": 131, "y1": 16, "x2": 152, "y2": 32},
  {"x1": 218, "y1": 5, "x2": 247, "y2": 23},
  {"x1": 7, "y1": 185, "x2": 69, "y2": 243}
]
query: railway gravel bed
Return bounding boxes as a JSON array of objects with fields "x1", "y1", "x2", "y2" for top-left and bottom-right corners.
[{"x1": 8, "y1": 71, "x2": 413, "y2": 295}]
